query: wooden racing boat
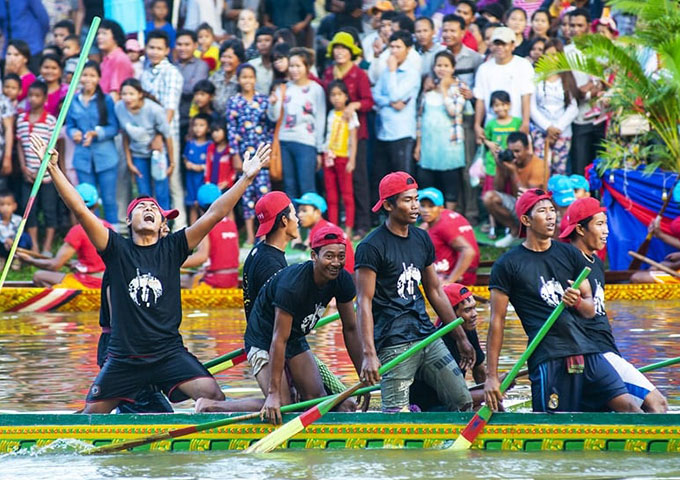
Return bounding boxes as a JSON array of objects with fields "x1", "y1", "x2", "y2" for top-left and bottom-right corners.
[
  {"x1": 2, "y1": 281, "x2": 680, "y2": 313},
  {"x1": 1, "y1": 411, "x2": 679, "y2": 453}
]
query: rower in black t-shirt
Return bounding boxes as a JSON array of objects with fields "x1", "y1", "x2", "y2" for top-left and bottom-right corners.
[
  {"x1": 561, "y1": 197, "x2": 667, "y2": 412},
  {"x1": 355, "y1": 171, "x2": 474, "y2": 413},
  {"x1": 242, "y1": 191, "x2": 299, "y2": 321},
  {"x1": 485, "y1": 188, "x2": 640, "y2": 413},
  {"x1": 32, "y1": 134, "x2": 272, "y2": 413},
  {"x1": 240, "y1": 225, "x2": 364, "y2": 424}
]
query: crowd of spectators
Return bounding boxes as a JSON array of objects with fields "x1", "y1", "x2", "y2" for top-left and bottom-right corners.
[{"x1": 0, "y1": 0, "x2": 637, "y2": 258}]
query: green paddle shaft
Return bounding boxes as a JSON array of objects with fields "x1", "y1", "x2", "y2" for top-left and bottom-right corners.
[
  {"x1": 639, "y1": 356, "x2": 680, "y2": 373},
  {"x1": 204, "y1": 311, "x2": 343, "y2": 369},
  {"x1": 498, "y1": 266, "x2": 591, "y2": 394},
  {"x1": 0, "y1": 17, "x2": 101, "y2": 292}
]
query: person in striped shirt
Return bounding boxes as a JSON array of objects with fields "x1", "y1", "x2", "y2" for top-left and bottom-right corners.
[{"x1": 15, "y1": 81, "x2": 58, "y2": 256}]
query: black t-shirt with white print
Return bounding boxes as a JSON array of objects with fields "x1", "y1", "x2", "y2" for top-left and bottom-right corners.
[
  {"x1": 584, "y1": 254, "x2": 620, "y2": 354},
  {"x1": 489, "y1": 240, "x2": 601, "y2": 371},
  {"x1": 99, "y1": 230, "x2": 190, "y2": 362},
  {"x1": 354, "y1": 223, "x2": 437, "y2": 351},
  {"x1": 242, "y1": 241, "x2": 287, "y2": 321},
  {"x1": 244, "y1": 261, "x2": 356, "y2": 353}
]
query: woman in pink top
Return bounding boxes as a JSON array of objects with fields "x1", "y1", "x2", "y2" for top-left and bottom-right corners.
[
  {"x1": 39, "y1": 54, "x2": 69, "y2": 116},
  {"x1": 4, "y1": 40, "x2": 36, "y2": 102}
]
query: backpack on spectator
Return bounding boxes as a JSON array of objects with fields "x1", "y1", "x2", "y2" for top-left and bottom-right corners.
[{"x1": 269, "y1": 83, "x2": 286, "y2": 182}]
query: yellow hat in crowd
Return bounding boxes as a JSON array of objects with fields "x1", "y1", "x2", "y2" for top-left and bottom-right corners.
[{"x1": 327, "y1": 31, "x2": 363, "y2": 58}]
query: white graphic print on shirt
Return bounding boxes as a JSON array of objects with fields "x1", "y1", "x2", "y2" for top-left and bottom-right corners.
[
  {"x1": 539, "y1": 275, "x2": 564, "y2": 307},
  {"x1": 301, "y1": 303, "x2": 325, "y2": 334},
  {"x1": 397, "y1": 263, "x2": 422, "y2": 299},
  {"x1": 593, "y1": 279, "x2": 605, "y2": 316},
  {"x1": 128, "y1": 268, "x2": 163, "y2": 307}
]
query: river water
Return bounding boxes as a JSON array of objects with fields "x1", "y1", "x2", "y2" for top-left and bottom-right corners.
[{"x1": 1, "y1": 300, "x2": 680, "y2": 479}]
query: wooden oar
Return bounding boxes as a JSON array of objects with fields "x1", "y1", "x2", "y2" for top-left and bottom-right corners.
[
  {"x1": 0, "y1": 17, "x2": 101, "y2": 292},
  {"x1": 627, "y1": 251, "x2": 680, "y2": 278},
  {"x1": 84, "y1": 384, "x2": 382, "y2": 455},
  {"x1": 16, "y1": 247, "x2": 50, "y2": 260},
  {"x1": 543, "y1": 137, "x2": 552, "y2": 191},
  {"x1": 446, "y1": 266, "x2": 591, "y2": 451},
  {"x1": 468, "y1": 368, "x2": 528, "y2": 391},
  {"x1": 205, "y1": 311, "x2": 344, "y2": 375},
  {"x1": 245, "y1": 317, "x2": 465, "y2": 454},
  {"x1": 628, "y1": 175, "x2": 680, "y2": 269}
]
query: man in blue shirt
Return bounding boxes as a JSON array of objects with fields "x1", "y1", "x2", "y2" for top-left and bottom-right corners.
[
  {"x1": 0, "y1": 0, "x2": 49, "y2": 57},
  {"x1": 371, "y1": 30, "x2": 421, "y2": 212}
]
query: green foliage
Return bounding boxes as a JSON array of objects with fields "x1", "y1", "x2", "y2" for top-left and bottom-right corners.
[{"x1": 535, "y1": 0, "x2": 680, "y2": 174}]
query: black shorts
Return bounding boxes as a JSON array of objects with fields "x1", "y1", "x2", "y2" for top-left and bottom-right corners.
[
  {"x1": 529, "y1": 353, "x2": 629, "y2": 412},
  {"x1": 86, "y1": 348, "x2": 213, "y2": 404}
]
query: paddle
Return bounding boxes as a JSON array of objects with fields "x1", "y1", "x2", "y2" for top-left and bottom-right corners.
[
  {"x1": 639, "y1": 356, "x2": 680, "y2": 373},
  {"x1": 204, "y1": 311, "x2": 343, "y2": 375},
  {"x1": 84, "y1": 384, "x2": 381, "y2": 455},
  {"x1": 245, "y1": 317, "x2": 465, "y2": 454},
  {"x1": 628, "y1": 176, "x2": 680, "y2": 270},
  {"x1": 627, "y1": 250, "x2": 680, "y2": 279},
  {"x1": 0, "y1": 17, "x2": 101, "y2": 293},
  {"x1": 446, "y1": 266, "x2": 591, "y2": 451},
  {"x1": 16, "y1": 247, "x2": 50, "y2": 260},
  {"x1": 543, "y1": 136, "x2": 552, "y2": 191}
]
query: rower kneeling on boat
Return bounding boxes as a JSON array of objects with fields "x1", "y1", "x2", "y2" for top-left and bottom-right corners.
[
  {"x1": 485, "y1": 188, "x2": 642, "y2": 413},
  {"x1": 356, "y1": 172, "x2": 474, "y2": 413},
  {"x1": 31, "y1": 133, "x2": 272, "y2": 413},
  {"x1": 560, "y1": 197, "x2": 668, "y2": 412},
  {"x1": 238, "y1": 225, "x2": 364, "y2": 424},
  {"x1": 16, "y1": 183, "x2": 110, "y2": 288}
]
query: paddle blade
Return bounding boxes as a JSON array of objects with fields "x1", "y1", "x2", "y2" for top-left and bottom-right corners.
[
  {"x1": 445, "y1": 406, "x2": 491, "y2": 451},
  {"x1": 244, "y1": 406, "x2": 322, "y2": 453}
]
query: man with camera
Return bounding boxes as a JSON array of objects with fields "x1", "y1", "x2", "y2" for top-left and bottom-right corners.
[{"x1": 482, "y1": 131, "x2": 545, "y2": 248}]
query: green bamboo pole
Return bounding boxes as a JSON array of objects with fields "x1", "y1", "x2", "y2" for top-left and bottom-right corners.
[{"x1": 0, "y1": 17, "x2": 101, "y2": 292}]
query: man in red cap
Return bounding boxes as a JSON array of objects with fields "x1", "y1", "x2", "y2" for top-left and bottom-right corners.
[
  {"x1": 485, "y1": 188, "x2": 641, "y2": 413},
  {"x1": 232, "y1": 225, "x2": 364, "y2": 424},
  {"x1": 242, "y1": 191, "x2": 299, "y2": 320},
  {"x1": 356, "y1": 171, "x2": 475, "y2": 413},
  {"x1": 561, "y1": 198, "x2": 667, "y2": 412},
  {"x1": 30, "y1": 134, "x2": 272, "y2": 413}
]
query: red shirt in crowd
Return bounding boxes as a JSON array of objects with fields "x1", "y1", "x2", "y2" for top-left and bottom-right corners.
[
  {"x1": 100, "y1": 47, "x2": 135, "y2": 95},
  {"x1": 203, "y1": 217, "x2": 240, "y2": 288},
  {"x1": 426, "y1": 209, "x2": 480, "y2": 285},
  {"x1": 462, "y1": 30, "x2": 478, "y2": 52},
  {"x1": 64, "y1": 220, "x2": 112, "y2": 273},
  {"x1": 204, "y1": 143, "x2": 235, "y2": 190},
  {"x1": 321, "y1": 63, "x2": 374, "y2": 141},
  {"x1": 310, "y1": 218, "x2": 354, "y2": 273}
]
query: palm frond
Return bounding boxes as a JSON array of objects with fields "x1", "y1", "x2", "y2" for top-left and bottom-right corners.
[
  {"x1": 607, "y1": 0, "x2": 679, "y2": 22},
  {"x1": 534, "y1": 51, "x2": 605, "y2": 82}
]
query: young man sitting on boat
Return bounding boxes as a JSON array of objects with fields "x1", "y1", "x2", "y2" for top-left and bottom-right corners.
[
  {"x1": 630, "y1": 216, "x2": 680, "y2": 285},
  {"x1": 240, "y1": 225, "x2": 364, "y2": 424},
  {"x1": 30, "y1": 133, "x2": 272, "y2": 414},
  {"x1": 484, "y1": 188, "x2": 642, "y2": 413},
  {"x1": 356, "y1": 172, "x2": 475, "y2": 413},
  {"x1": 16, "y1": 183, "x2": 111, "y2": 288},
  {"x1": 560, "y1": 197, "x2": 668, "y2": 412},
  {"x1": 418, "y1": 187, "x2": 479, "y2": 286},
  {"x1": 295, "y1": 192, "x2": 355, "y2": 273},
  {"x1": 180, "y1": 183, "x2": 240, "y2": 289}
]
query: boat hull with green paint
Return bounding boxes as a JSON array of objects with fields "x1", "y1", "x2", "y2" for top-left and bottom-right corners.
[{"x1": 1, "y1": 412, "x2": 679, "y2": 453}]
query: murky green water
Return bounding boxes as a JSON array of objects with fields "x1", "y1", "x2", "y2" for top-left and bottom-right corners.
[{"x1": 1, "y1": 300, "x2": 680, "y2": 478}]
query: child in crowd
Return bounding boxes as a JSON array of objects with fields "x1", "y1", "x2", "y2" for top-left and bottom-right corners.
[
  {"x1": 482, "y1": 90, "x2": 522, "y2": 238},
  {"x1": 62, "y1": 35, "x2": 81, "y2": 84},
  {"x1": 115, "y1": 78, "x2": 174, "y2": 210},
  {"x1": 0, "y1": 76, "x2": 16, "y2": 185},
  {"x1": 52, "y1": 19, "x2": 75, "y2": 49},
  {"x1": 196, "y1": 23, "x2": 220, "y2": 74},
  {"x1": 237, "y1": 9, "x2": 259, "y2": 60},
  {"x1": 3, "y1": 74, "x2": 22, "y2": 112},
  {"x1": 528, "y1": 37, "x2": 546, "y2": 65},
  {"x1": 323, "y1": 79, "x2": 357, "y2": 237},
  {"x1": 204, "y1": 121, "x2": 236, "y2": 195},
  {"x1": 5, "y1": 40, "x2": 36, "y2": 102},
  {"x1": 39, "y1": 54, "x2": 68, "y2": 117},
  {"x1": 570, "y1": 174, "x2": 591, "y2": 199},
  {"x1": 189, "y1": 79, "x2": 219, "y2": 122},
  {"x1": 227, "y1": 64, "x2": 272, "y2": 245},
  {"x1": 0, "y1": 190, "x2": 32, "y2": 268},
  {"x1": 15, "y1": 81, "x2": 58, "y2": 255},
  {"x1": 146, "y1": 0, "x2": 176, "y2": 48},
  {"x1": 183, "y1": 113, "x2": 211, "y2": 224},
  {"x1": 125, "y1": 39, "x2": 145, "y2": 80}
]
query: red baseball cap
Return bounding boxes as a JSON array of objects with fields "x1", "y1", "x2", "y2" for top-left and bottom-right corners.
[
  {"x1": 311, "y1": 224, "x2": 346, "y2": 249},
  {"x1": 126, "y1": 196, "x2": 179, "y2": 220},
  {"x1": 443, "y1": 283, "x2": 473, "y2": 309},
  {"x1": 371, "y1": 171, "x2": 418, "y2": 213},
  {"x1": 559, "y1": 197, "x2": 606, "y2": 239},
  {"x1": 516, "y1": 188, "x2": 553, "y2": 237},
  {"x1": 255, "y1": 191, "x2": 292, "y2": 237}
]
